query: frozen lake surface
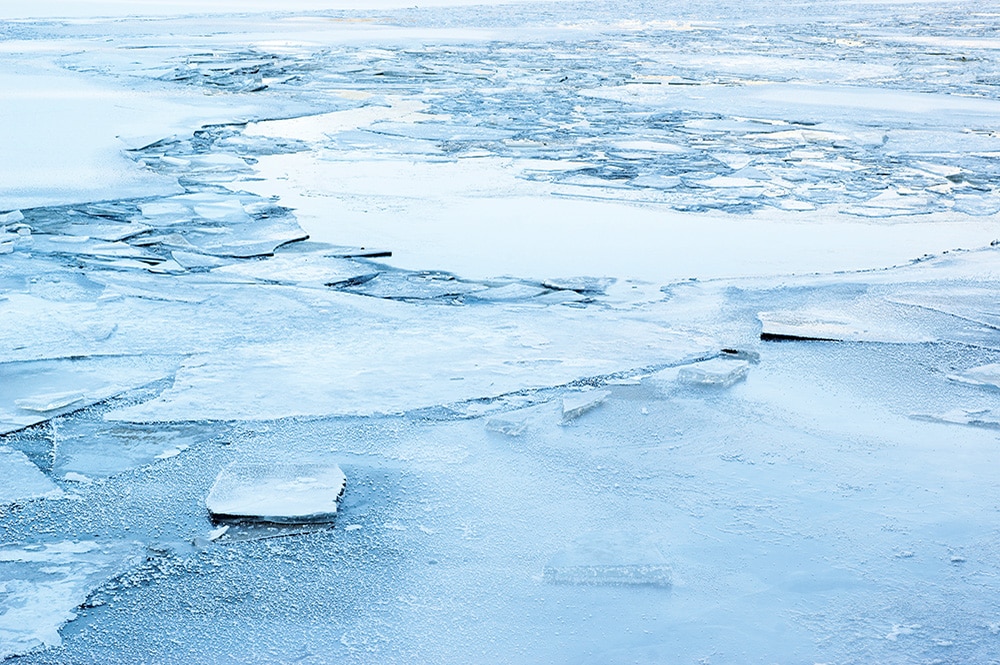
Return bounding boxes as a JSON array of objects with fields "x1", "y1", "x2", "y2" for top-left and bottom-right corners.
[{"x1": 3, "y1": 1, "x2": 1000, "y2": 662}]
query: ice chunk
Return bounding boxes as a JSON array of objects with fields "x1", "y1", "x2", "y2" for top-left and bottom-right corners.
[
  {"x1": 676, "y1": 358, "x2": 749, "y2": 388},
  {"x1": 0, "y1": 540, "x2": 142, "y2": 660},
  {"x1": 485, "y1": 414, "x2": 529, "y2": 436},
  {"x1": 206, "y1": 462, "x2": 346, "y2": 523},
  {"x1": 0, "y1": 447, "x2": 63, "y2": 504},
  {"x1": 544, "y1": 532, "x2": 672, "y2": 587},
  {"x1": 948, "y1": 364, "x2": 1000, "y2": 390},
  {"x1": 911, "y1": 408, "x2": 1000, "y2": 429},
  {"x1": 562, "y1": 390, "x2": 611, "y2": 423},
  {"x1": 0, "y1": 210, "x2": 24, "y2": 224},
  {"x1": 211, "y1": 251, "x2": 375, "y2": 288},
  {"x1": 106, "y1": 309, "x2": 713, "y2": 422}
]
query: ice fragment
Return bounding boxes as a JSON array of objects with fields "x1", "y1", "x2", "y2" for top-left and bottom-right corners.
[
  {"x1": 206, "y1": 462, "x2": 346, "y2": 523},
  {"x1": 676, "y1": 358, "x2": 749, "y2": 387},
  {"x1": 562, "y1": 390, "x2": 611, "y2": 423},
  {"x1": 948, "y1": 364, "x2": 1000, "y2": 390}
]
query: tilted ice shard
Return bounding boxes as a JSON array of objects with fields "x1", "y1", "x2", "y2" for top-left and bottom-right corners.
[
  {"x1": 676, "y1": 358, "x2": 749, "y2": 388},
  {"x1": 948, "y1": 364, "x2": 1000, "y2": 389},
  {"x1": 562, "y1": 390, "x2": 611, "y2": 423},
  {"x1": 911, "y1": 408, "x2": 1000, "y2": 429},
  {"x1": 206, "y1": 462, "x2": 346, "y2": 523}
]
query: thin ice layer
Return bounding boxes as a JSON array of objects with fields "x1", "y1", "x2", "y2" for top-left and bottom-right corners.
[
  {"x1": 544, "y1": 532, "x2": 672, "y2": 587},
  {"x1": 0, "y1": 355, "x2": 181, "y2": 435}
]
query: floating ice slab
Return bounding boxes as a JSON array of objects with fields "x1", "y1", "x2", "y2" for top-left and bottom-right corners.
[
  {"x1": 206, "y1": 462, "x2": 346, "y2": 523},
  {"x1": 544, "y1": 532, "x2": 672, "y2": 587},
  {"x1": 0, "y1": 540, "x2": 141, "y2": 661},
  {"x1": 14, "y1": 391, "x2": 86, "y2": 413},
  {"x1": 562, "y1": 390, "x2": 611, "y2": 423},
  {"x1": 948, "y1": 364, "x2": 1000, "y2": 390},
  {"x1": 676, "y1": 358, "x2": 749, "y2": 388},
  {"x1": 0, "y1": 447, "x2": 63, "y2": 505}
]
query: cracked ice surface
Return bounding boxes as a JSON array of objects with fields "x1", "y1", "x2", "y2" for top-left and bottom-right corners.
[{"x1": 3, "y1": 1, "x2": 1000, "y2": 664}]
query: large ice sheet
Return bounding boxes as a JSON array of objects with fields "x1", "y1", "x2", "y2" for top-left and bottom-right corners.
[{"x1": 108, "y1": 308, "x2": 714, "y2": 421}]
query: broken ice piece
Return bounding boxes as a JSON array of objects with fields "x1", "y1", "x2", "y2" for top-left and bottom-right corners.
[
  {"x1": 485, "y1": 416, "x2": 528, "y2": 436},
  {"x1": 206, "y1": 525, "x2": 229, "y2": 542},
  {"x1": 0, "y1": 447, "x2": 63, "y2": 504},
  {"x1": 544, "y1": 531, "x2": 672, "y2": 587},
  {"x1": 562, "y1": 390, "x2": 611, "y2": 423},
  {"x1": 910, "y1": 408, "x2": 1000, "y2": 429},
  {"x1": 206, "y1": 462, "x2": 346, "y2": 523},
  {"x1": 676, "y1": 358, "x2": 749, "y2": 388},
  {"x1": 948, "y1": 364, "x2": 1000, "y2": 390},
  {"x1": 0, "y1": 210, "x2": 24, "y2": 224},
  {"x1": 15, "y1": 391, "x2": 86, "y2": 413}
]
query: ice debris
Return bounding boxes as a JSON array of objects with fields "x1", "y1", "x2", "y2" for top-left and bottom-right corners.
[
  {"x1": 206, "y1": 462, "x2": 346, "y2": 523},
  {"x1": 676, "y1": 358, "x2": 749, "y2": 388},
  {"x1": 562, "y1": 390, "x2": 611, "y2": 423},
  {"x1": 544, "y1": 532, "x2": 672, "y2": 587}
]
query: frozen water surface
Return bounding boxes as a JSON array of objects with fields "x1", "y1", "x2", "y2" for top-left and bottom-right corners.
[{"x1": 3, "y1": 1, "x2": 1000, "y2": 663}]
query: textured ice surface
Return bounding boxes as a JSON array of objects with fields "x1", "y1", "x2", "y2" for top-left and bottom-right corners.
[
  {"x1": 206, "y1": 462, "x2": 346, "y2": 523},
  {"x1": 4, "y1": 2, "x2": 1000, "y2": 663}
]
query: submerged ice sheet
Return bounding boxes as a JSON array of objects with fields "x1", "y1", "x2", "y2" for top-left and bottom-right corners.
[{"x1": 544, "y1": 531, "x2": 672, "y2": 587}]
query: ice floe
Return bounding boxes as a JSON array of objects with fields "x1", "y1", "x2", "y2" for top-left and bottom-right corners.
[{"x1": 206, "y1": 462, "x2": 346, "y2": 523}]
